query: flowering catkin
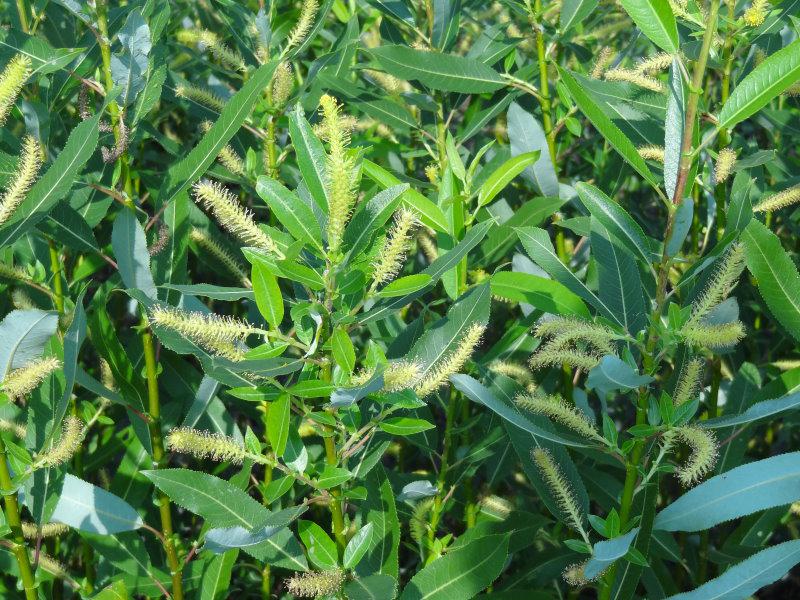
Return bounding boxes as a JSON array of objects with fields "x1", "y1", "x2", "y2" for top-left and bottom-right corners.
[
  {"x1": 150, "y1": 306, "x2": 259, "y2": 360},
  {"x1": 743, "y1": 0, "x2": 769, "y2": 27},
  {"x1": 319, "y1": 94, "x2": 357, "y2": 256},
  {"x1": 34, "y1": 416, "x2": 84, "y2": 469},
  {"x1": 534, "y1": 317, "x2": 620, "y2": 355},
  {"x1": 286, "y1": 569, "x2": 344, "y2": 598},
  {"x1": 715, "y1": 148, "x2": 737, "y2": 184},
  {"x1": 637, "y1": 145, "x2": 665, "y2": 163},
  {"x1": 21, "y1": 522, "x2": 69, "y2": 539},
  {"x1": 372, "y1": 210, "x2": 419, "y2": 287},
  {"x1": 2, "y1": 357, "x2": 62, "y2": 401},
  {"x1": 604, "y1": 68, "x2": 664, "y2": 92},
  {"x1": 673, "y1": 357, "x2": 704, "y2": 406},
  {"x1": 179, "y1": 29, "x2": 245, "y2": 72},
  {"x1": 176, "y1": 84, "x2": 225, "y2": 112},
  {"x1": 532, "y1": 448, "x2": 588, "y2": 541},
  {"x1": 415, "y1": 323, "x2": 485, "y2": 398},
  {"x1": 383, "y1": 360, "x2": 422, "y2": 392},
  {"x1": 189, "y1": 228, "x2": 250, "y2": 286},
  {"x1": 0, "y1": 55, "x2": 31, "y2": 126},
  {"x1": 664, "y1": 426, "x2": 719, "y2": 486},
  {"x1": 192, "y1": 180, "x2": 281, "y2": 256},
  {"x1": 489, "y1": 360, "x2": 534, "y2": 385},
  {"x1": 199, "y1": 121, "x2": 244, "y2": 176},
  {"x1": 271, "y1": 62, "x2": 294, "y2": 108},
  {"x1": 753, "y1": 184, "x2": 800, "y2": 213},
  {"x1": 682, "y1": 322, "x2": 746, "y2": 348},
  {"x1": 0, "y1": 136, "x2": 41, "y2": 225},
  {"x1": 516, "y1": 394, "x2": 605, "y2": 444},
  {"x1": 166, "y1": 428, "x2": 249, "y2": 464},
  {"x1": 284, "y1": 0, "x2": 319, "y2": 53},
  {"x1": 591, "y1": 47, "x2": 615, "y2": 78},
  {"x1": 635, "y1": 52, "x2": 674, "y2": 75},
  {"x1": 686, "y1": 243, "x2": 745, "y2": 326}
]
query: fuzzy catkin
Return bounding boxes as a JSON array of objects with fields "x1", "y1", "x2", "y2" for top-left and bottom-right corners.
[
  {"x1": 532, "y1": 448, "x2": 586, "y2": 537},
  {"x1": 166, "y1": 428, "x2": 248, "y2": 464},
  {"x1": 637, "y1": 144, "x2": 665, "y2": 163},
  {"x1": 665, "y1": 426, "x2": 719, "y2": 486},
  {"x1": 35, "y1": 416, "x2": 84, "y2": 469},
  {"x1": 150, "y1": 306, "x2": 258, "y2": 360},
  {"x1": 0, "y1": 55, "x2": 31, "y2": 126},
  {"x1": 21, "y1": 522, "x2": 69, "y2": 539},
  {"x1": 176, "y1": 84, "x2": 225, "y2": 112},
  {"x1": 415, "y1": 323, "x2": 485, "y2": 398},
  {"x1": 372, "y1": 210, "x2": 418, "y2": 287},
  {"x1": 753, "y1": 184, "x2": 800, "y2": 213},
  {"x1": 286, "y1": 569, "x2": 344, "y2": 598},
  {"x1": 284, "y1": 0, "x2": 319, "y2": 52},
  {"x1": 604, "y1": 68, "x2": 664, "y2": 92},
  {"x1": 673, "y1": 358, "x2": 704, "y2": 406},
  {"x1": 2, "y1": 357, "x2": 62, "y2": 401},
  {"x1": 715, "y1": 148, "x2": 737, "y2": 184},
  {"x1": 516, "y1": 393, "x2": 605, "y2": 444},
  {"x1": 686, "y1": 243, "x2": 745, "y2": 326},
  {"x1": 0, "y1": 136, "x2": 41, "y2": 225},
  {"x1": 189, "y1": 228, "x2": 250, "y2": 286}
]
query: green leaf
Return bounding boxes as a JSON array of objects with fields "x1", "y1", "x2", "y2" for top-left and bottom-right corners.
[
  {"x1": 38, "y1": 202, "x2": 100, "y2": 252},
  {"x1": 558, "y1": 68, "x2": 658, "y2": 188},
  {"x1": 317, "y1": 466, "x2": 353, "y2": 489},
  {"x1": 112, "y1": 209, "x2": 157, "y2": 301},
  {"x1": 668, "y1": 540, "x2": 800, "y2": 600},
  {"x1": 331, "y1": 327, "x2": 356, "y2": 374},
  {"x1": 586, "y1": 356, "x2": 654, "y2": 397},
  {"x1": 288, "y1": 104, "x2": 329, "y2": 213},
  {"x1": 0, "y1": 114, "x2": 100, "y2": 247},
  {"x1": 618, "y1": 0, "x2": 678, "y2": 52},
  {"x1": 490, "y1": 271, "x2": 590, "y2": 317},
  {"x1": 741, "y1": 219, "x2": 800, "y2": 342},
  {"x1": 654, "y1": 452, "x2": 800, "y2": 532},
  {"x1": 376, "y1": 274, "x2": 433, "y2": 298},
  {"x1": 507, "y1": 102, "x2": 559, "y2": 197},
  {"x1": 346, "y1": 575, "x2": 398, "y2": 600},
  {"x1": 267, "y1": 393, "x2": 291, "y2": 457},
  {"x1": 702, "y1": 390, "x2": 800, "y2": 430},
  {"x1": 252, "y1": 262, "x2": 284, "y2": 330},
  {"x1": 362, "y1": 160, "x2": 448, "y2": 233},
  {"x1": 357, "y1": 465, "x2": 400, "y2": 577},
  {"x1": 399, "y1": 533, "x2": 509, "y2": 600},
  {"x1": 477, "y1": 151, "x2": 540, "y2": 207},
  {"x1": 256, "y1": 176, "x2": 322, "y2": 250},
  {"x1": 369, "y1": 45, "x2": 506, "y2": 93},
  {"x1": 51, "y1": 474, "x2": 143, "y2": 534},
  {"x1": 344, "y1": 522, "x2": 374, "y2": 569},
  {"x1": 199, "y1": 550, "x2": 238, "y2": 600},
  {"x1": 158, "y1": 61, "x2": 278, "y2": 206},
  {"x1": 379, "y1": 417, "x2": 435, "y2": 436},
  {"x1": 561, "y1": 0, "x2": 599, "y2": 32},
  {"x1": 142, "y1": 469, "x2": 270, "y2": 529},
  {"x1": 664, "y1": 58, "x2": 686, "y2": 199},
  {"x1": 299, "y1": 520, "x2": 339, "y2": 570},
  {"x1": 719, "y1": 39, "x2": 800, "y2": 129}
]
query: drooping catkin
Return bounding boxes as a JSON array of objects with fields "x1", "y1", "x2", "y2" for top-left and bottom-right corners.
[
  {"x1": 176, "y1": 84, "x2": 225, "y2": 112},
  {"x1": 479, "y1": 495, "x2": 514, "y2": 520},
  {"x1": 150, "y1": 306, "x2": 258, "y2": 360},
  {"x1": 284, "y1": 0, "x2": 319, "y2": 53},
  {"x1": 415, "y1": 323, "x2": 485, "y2": 398},
  {"x1": 21, "y1": 522, "x2": 69, "y2": 539},
  {"x1": 488, "y1": 360, "x2": 534, "y2": 385},
  {"x1": 673, "y1": 357, "x2": 704, "y2": 406},
  {"x1": 192, "y1": 180, "x2": 281, "y2": 256},
  {"x1": 36, "y1": 552, "x2": 68, "y2": 579},
  {"x1": 1, "y1": 357, "x2": 62, "y2": 401},
  {"x1": 753, "y1": 184, "x2": 800, "y2": 213},
  {"x1": 604, "y1": 68, "x2": 664, "y2": 92},
  {"x1": 686, "y1": 243, "x2": 745, "y2": 326},
  {"x1": 34, "y1": 416, "x2": 84, "y2": 469},
  {"x1": 591, "y1": 47, "x2": 615, "y2": 79},
  {"x1": 714, "y1": 148, "x2": 737, "y2": 184},
  {"x1": 166, "y1": 427, "x2": 248, "y2": 464},
  {"x1": 286, "y1": 569, "x2": 344, "y2": 598},
  {"x1": 0, "y1": 135, "x2": 42, "y2": 225},
  {"x1": 517, "y1": 394, "x2": 605, "y2": 444},
  {"x1": 530, "y1": 347, "x2": 602, "y2": 371},
  {"x1": 664, "y1": 426, "x2": 719, "y2": 486},
  {"x1": 0, "y1": 55, "x2": 31, "y2": 126},
  {"x1": 372, "y1": 209, "x2": 418, "y2": 287},
  {"x1": 0, "y1": 261, "x2": 32, "y2": 284},
  {"x1": 180, "y1": 29, "x2": 246, "y2": 72},
  {"x1": 319, "y1": 94, "x2": 357, "y2": 256},
  {"x1": 637, "y1": 144, "x2": 665, "y2": 163},
  {"x1": 534, "y1": 317, "x2": 620, "y2": 355},
  {"x1": 0, "y1": 419, "x2": 26, "y2": 438},
  {"x1": 189, "y1": 228, "x2": 251, "y2": 286},
  {"x1": 532, "y1": 448, "x2": 588, "y2": 541},
  {"x1": 199, "y1": 121, "x2": 244, "y2": 176},
  {"x1": 410, "y1": 497, "x2": 434, "y2": 544}
]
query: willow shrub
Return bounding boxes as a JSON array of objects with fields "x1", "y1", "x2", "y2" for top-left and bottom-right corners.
[{"x1": 1, "y1": 0, "x2": 800, "y2": 598}]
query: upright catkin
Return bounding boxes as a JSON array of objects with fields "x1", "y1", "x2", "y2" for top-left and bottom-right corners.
[
  {"x1": 0, "y1": 55, "x2": 31, "y2": 125},
  {"x1": 0, "y1": 136, "x2": 41, "y2": 225}
]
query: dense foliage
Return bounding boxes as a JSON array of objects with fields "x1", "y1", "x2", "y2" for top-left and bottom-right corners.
[{"x1": 1, "y1": 0, "x2": 800, "y2": 598}]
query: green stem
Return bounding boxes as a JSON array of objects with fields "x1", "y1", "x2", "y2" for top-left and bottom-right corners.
[
  {"x1": 324, "y1": 433, "x2": 347, "y2": 558},
  {"x1": 260, "y1": 402, "x2": 273, "y2": 599},
  {"x1": 142, "y1": 322, "x2": 184, "y2": 600},
  {"x1": 48, "y1": 240, "x2": 64, "y2": 314},
  {"x1": 16, "y1": 0, "x2": 30, "y2": 33},
  {"x1": 426, "y1": 391, "x2": 458, "y2": 563},
  {"x1": 0, "y1": 435, "x2": 37, "y2": 600},
  {"x1": 531, "y1": 0, "x2": 556, "y2": 163}
]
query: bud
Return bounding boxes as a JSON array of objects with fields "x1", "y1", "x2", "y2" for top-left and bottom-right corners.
[
  {"x1": 0, "y1": 136, "x2": 42, "y2": 225},
  {"x1": 2, "y1": 357, "x2": 61, "y2": 402},
  {"x1": 0, "y1": 55, "x2": 31, "y2": 126},
  {"x1": 415, "y1": 323, "x2": 485, "y2": 398}
]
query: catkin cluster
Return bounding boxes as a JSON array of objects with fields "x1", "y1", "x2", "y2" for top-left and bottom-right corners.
[{"x1": 529, "y1": 317, "x2": 619, "y2": 371}]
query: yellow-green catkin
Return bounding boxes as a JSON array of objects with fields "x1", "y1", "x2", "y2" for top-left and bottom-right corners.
[
  {"x1": 591, "y1": 47, "x2": 615, "y2": 79},
  {"x1": 686, "y1": 243, "x2": 745, "y2": 327},
  {"x1": 319, "y1": 94, "x2": 357, "y2": 256},
  {"x1": 604, "y1": 68, "x2": 664, "y2": 92},
  {"x1": 530, "y1": 347, "x2": 601, "y2": 371},
  {"x1": 0, "y1": 419, "x2": 26, "y2": 438},
  {"x1": 21, "y1": 522, "x2": 69, "y2": 539},
  {"x1": 193, "y1": 180, "x2": 281, "y2": 256},
  {"x1": 0, "y1": 261, "x2": 32, "y2": 284},
  {"x1": 284, "y1": 0, "x2": 319, "y2": 53},
  {"x1": 286, "y1": 569, "x2": 344, "y2": 598},
  {"x1": 383, "y1": 360, "x2": 422, "y2": 392},
  {"x1": 715, "y1": 148, "x2": 737, "y2": 185},
  {"x1": 410, "y1": 498, "x2": 434, "y2": 544},
  {"x1": 0, "y1": 55, "x2": 31, "y2": 126},
  {"x1": 1, "y1": 357, "x2": 62, "y2": 402},
  {"x1": 180, "y1": 29, "x2": 246, "y2": 72},
  {"x1": 176, "y1": 84, "x2": 225, "y2": 112},
  {"x1": 637, "y1": 144, "x2": 665, "y2": 163},
  {"x1": 150, "y1": 306, "x2": 259, "y2": 360},
  {"x1": 479, "y1": 495, "x2": 514, "y2": 521},
  {"x1": 34, "y1": 416, "x2": 84, "y2": 469},
  {"x1": 189, "y1": 228, "x2": 251, "y2": 287},
  {"x1": 665, "y1": 426, "x2": 719, "y2": 486},
  {"x1": 682, "y1": 322, "x2": 746, "y2": 348},
  {"x1": 743, "y1": 0, "x2": 769, "y2": 27},
  {"x1": 517, "y1": 394, "x2": 605, "y2": 444},
  {"x1": 417, "y1": 230, "x2": 438, "y2": 262},
  {"x1": 371, "y1": 209, "x2": 418, "y2": 288},
  {"x1": 11, "y1": 289, "x2": 35, "y2": 310},
  {"x1": 166, "y1": 427, "x2": 249, "y2": 464},
  {"x1": 635, "y1": 52, "x2": 674, "y2": 75},
  {"x1": 200, "y1": 121, "x2": 244, "y2": 176},
  {"x1": 673, "y1": 357, "x2": 704, "y2": 406},
  {"x1": 753, "y1": 183, "x2": 800, "y2": 213},
  {"x1": 415, "y1": 323, "x2": 486, "y2": 398},
  {"x1": 0, "y1": 135, "x2": 42, "y2": 225},
  {"x1": 534, "y1": 317, "x2": 619, "y2": 355},
  {"x1": 488, "y1": 360, "x2": 534, "y2": 385},
  {"x1": 271, "y1": 62, "x2": 294, "y2": 108},
  {"x1": 532, "y1": 448, "x2": 588, "y2": 541},
  {"x1": 37, "y1": 553, "x2": 68, "y2": 579}
]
